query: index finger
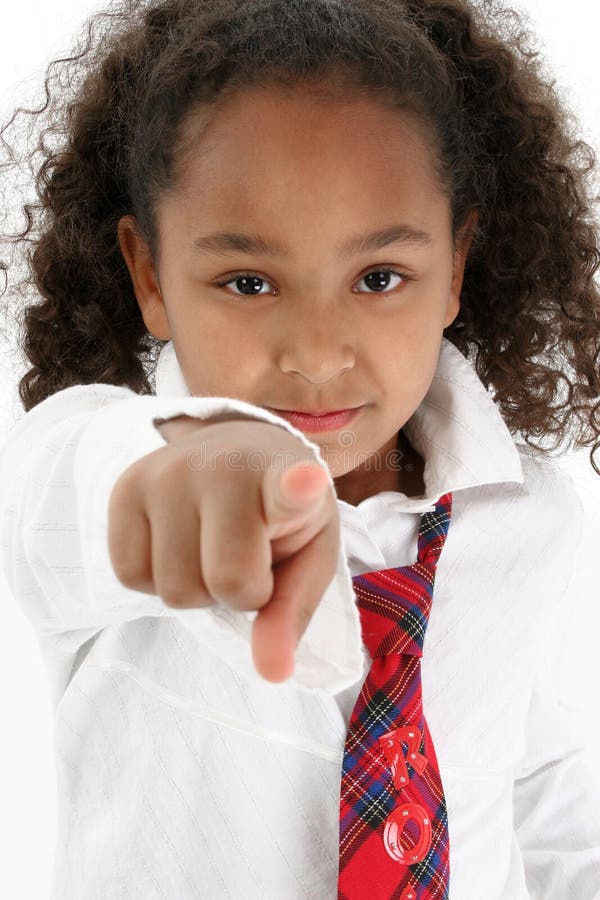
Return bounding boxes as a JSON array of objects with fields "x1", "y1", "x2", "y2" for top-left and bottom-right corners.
[{"x1": 250, "y1": 512, "x2": 340, "y2": 683}]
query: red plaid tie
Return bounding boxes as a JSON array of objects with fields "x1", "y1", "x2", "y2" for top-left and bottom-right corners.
[{"x1": 338, "y1": 491, "x2": 453, "y2": 900}]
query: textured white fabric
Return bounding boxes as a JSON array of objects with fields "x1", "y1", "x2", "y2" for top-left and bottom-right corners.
[{"x1": 1, "y1": 336, "x2": 599, "y2": 898}]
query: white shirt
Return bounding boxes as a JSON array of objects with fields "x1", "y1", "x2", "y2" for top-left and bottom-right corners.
[{"x1": 1, "y1": 336, "x2": 599, "y2": 899}]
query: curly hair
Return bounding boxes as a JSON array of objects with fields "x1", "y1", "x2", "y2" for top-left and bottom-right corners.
[{"x1": 1, "y1": 0, "x2": 600, "y2": 474}]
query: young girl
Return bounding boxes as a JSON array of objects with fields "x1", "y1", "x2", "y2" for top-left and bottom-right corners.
[{"x1": 1, "y1": 0, "x2": 600, "y2": 896}]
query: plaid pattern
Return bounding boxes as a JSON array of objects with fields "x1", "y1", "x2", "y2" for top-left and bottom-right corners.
[{"x1": 338, "y1": 492, "x2": 453, "y2": 900}]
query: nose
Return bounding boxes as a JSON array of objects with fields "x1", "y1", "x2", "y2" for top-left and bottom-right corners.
[{"x1": 277, "y1": 319, "x2": 355, "y2": 384}]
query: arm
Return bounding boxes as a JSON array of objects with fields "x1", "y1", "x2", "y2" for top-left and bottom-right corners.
[
  {"x1": 0, "y1": 384, "x2": 363, "y2": 695},
  {"x1": 512, "y1": 485, "x2": 600, "y2": 897}
]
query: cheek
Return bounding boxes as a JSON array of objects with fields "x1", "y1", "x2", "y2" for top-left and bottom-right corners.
[
  {"x1": 404, "y1": 294, "x2": 447, "y2": 331},
  {"x1": 379, "y1": 333, "x2": 439, "y2": 396},
  {"x1": 367, "y1": 316, "x2": 425, "y2": 365},
  {"x1": 181, "y1": 333, "x2": 263, "y2": 397}
]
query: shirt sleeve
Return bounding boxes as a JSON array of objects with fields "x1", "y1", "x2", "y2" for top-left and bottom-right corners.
[
  {"x1": 512, "y1": 479, "x2": 600, "y2": 897},
  {"x1": 0, "y1": 384, "x2": 364, "y2": 697}
]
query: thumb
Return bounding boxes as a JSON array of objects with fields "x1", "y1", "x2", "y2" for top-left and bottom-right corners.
[{"x1": 263, "y1": 461, "x2": 330, "y2": 530}]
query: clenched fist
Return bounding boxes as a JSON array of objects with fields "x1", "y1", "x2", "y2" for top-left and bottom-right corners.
[{"x1": 107, "y1": 415, "x2": 341, "y2": 683}]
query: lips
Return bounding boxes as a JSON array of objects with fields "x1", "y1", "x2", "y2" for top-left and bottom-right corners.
[
  {"x1": 267, "y1": 407, "x2": 359, "y2": 416},
  {"x1": 266, "y1": 406, "x2": 363, "y2": 433},
  {"x1": 278, "y1": 409, "x2": 352, "y2": 416}
]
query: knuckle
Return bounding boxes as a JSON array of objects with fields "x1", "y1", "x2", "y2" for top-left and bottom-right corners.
[
  {"x1": 151, "y1": 453, "x2": 188, "y2": 491},
  {"x1": 112, "y1": 560, "x2": 147, "y2": 591},
  {"x1": 113, "y1": 456, "x2": 148, "y2": 501},
  {"x1": 157, "y1": 579, "x2": 207, "y2": 609},
  {"x1": 204, "y1": 565, "x2": 245, "y2": 596},
  {"x1": 207, "y1": 572, "x2": 247, "y2": 601},
  {"x1": 205, "y1": 571, "x2": 267, "y2": 610}
]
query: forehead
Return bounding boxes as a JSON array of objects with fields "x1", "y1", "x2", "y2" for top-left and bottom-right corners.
[{"x1": 164, "y1": 84, "x2": 447, "y2": 227}]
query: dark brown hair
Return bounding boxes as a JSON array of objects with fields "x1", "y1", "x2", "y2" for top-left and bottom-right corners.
[{"x1": 2, "y1": 0, "x2": 600, "y2": 473}]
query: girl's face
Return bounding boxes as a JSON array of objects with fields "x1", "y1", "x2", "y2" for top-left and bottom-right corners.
[{"x1": 118, "y1": 84, "x2": 477, "y2": 506}]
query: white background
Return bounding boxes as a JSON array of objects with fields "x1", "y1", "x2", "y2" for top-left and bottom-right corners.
[{"x1": 1, "y1": 1, "x2": 599, "y2": 897}]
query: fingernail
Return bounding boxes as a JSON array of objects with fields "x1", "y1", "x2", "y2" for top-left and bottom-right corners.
[{"x1": 284, "y1": 464, "x2": 327, "y2": 496}]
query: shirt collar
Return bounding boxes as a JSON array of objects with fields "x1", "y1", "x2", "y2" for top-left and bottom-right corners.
[{"x1": 155, "y1": 337, "x2": 524, "y2": 514}]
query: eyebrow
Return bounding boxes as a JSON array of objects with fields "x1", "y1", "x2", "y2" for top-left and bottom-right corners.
[{"x1": 191, "y1": 223, "x2": 434, "y2": 259}]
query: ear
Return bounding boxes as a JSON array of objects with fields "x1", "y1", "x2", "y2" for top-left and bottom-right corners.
[
  {"x1": 117, "y1": 215, "x2": 171, "y2": 340},
  {"x1": 444, "y1": 208, "x2": 479, "y2": 329}
]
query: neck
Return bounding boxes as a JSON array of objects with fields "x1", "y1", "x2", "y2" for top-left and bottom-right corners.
[{"x1": 333, "y1": 430, "x2": 425, "y2": 506}]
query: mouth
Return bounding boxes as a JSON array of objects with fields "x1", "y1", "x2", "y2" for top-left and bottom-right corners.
[{"x1": 266, "y1": 406, "x2": 363, "y2": 433}]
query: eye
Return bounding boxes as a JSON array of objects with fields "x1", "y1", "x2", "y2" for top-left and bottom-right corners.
[
  {"x1": 354, "y1": 268, "x2": 410, "y2": 295},
  {"x1": 214, "y1": 267, "x2": 411, "y2": 300},
  {"x1": 215, "y1": 273, "x2": 275, "y2": 298}
]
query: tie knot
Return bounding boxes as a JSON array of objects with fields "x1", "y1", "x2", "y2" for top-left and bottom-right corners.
[{"x1": 351, "y1": 493, "x2": 452, "y2": 658}]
